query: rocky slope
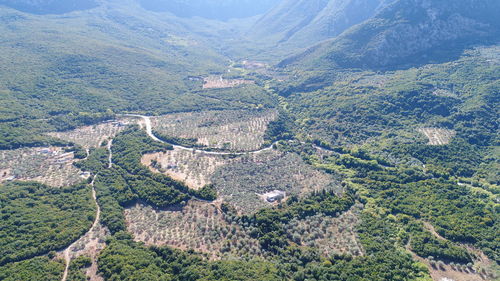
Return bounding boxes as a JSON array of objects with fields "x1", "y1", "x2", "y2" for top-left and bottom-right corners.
[{"x1": 279, "y1": 0, "x2": 500, "y2": 69}]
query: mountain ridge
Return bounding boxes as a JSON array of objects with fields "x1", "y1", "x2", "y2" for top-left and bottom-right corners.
[{"x1": 278, "y1": 0, "x2": 500, "y2": 70}]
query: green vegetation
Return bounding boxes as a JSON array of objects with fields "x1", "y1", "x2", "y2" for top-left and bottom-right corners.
[
  {"x1": 77, "y1": 126, "x2": 225, "y2": 234},
  {"x1": 296, "y1": 142, "x2": 499, "y2": 263},
  {"x1": 98, "y1": 234, "x2": 280, "y2": 281},
  {"x1": 0, "y1": 181, "x2": 95, "y2": 265},
  {"x1": 0, "y1": 256, "x2": 64, "y2": 281},
  {"x1": 67, "y1": 256, "x2": 92, "y2": 281},
  {"x1": 410, "y1": 227, "x2": 472, "y2": 264},
  {"x1": 0, "y1": 1, "x2": 498, "y2": 279},
  {"x1": 230, "y1": 189, "x2": 355, "y2": 254}
]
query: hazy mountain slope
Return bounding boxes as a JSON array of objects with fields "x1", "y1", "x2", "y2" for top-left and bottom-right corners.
[
  {"x1": 248, "y1": 0, "x2": 392, "y2": 49},
  {"x1": 138, "y1": 0, "x2": 281, "y2": 21},
  {"x1": 0, "y1": 0, "x2": 98, "y2": 14},
  {"x1": 279, "y1": 0, "x2": 500, "y2": 69},
  {"x1": 0, "y1": 4, "x2": 275, "y2": 149}
]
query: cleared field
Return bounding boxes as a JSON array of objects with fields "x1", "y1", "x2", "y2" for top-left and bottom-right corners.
[
  {"x1": 0, "y1": 147, "x2": 84, "y2": 187},
  {"x1": 418, "y1": 128, "x2": 456, "y2": 145},
  {"x1": 48, "y1": 119, "x2": 132, "y2": 148},
  {"x1": 142, "y1": 147, "x2": 232, "y2": 190},
  {"x1": 286, "y1": 204, "x2": 364, "y2": 258},
  {"x1": 124, "y1": 201, "x2": 262, "y2": 259},
  {"x1": 203, "y1": 76, "x2": 254, "y2": 89},
  {"x1": 150, "y1": 109, "x2": 277, "y2": 152}
]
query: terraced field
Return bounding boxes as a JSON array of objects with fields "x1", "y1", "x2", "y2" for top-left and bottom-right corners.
[
  {"x1": 0, "y1": 147, "x2": 84, "y2": 187},
  {"x1": 124, "y1": 201, "x2": 262, "y2": 259},
  {"x1": 150, "y1": 109, "x2": 277, "y2": 152},
  {"x1": 202, "y1": 76, "x2": 254, "y2": 89},
  {"x1": 143, "y1": 147, "x2": 340, "y2": 214},
  {"x1": 48, "y1": 119, "x2": 132, "y2": 149},
  {"x1": 418, "y1": 128, "x2": 456, "y2": 145},
  {"x1": 286, "y1": 204, "x2": 364, "y2": 257}
]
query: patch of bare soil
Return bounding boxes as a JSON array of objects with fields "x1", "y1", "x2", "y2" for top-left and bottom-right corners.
[
  {"x1": 202, "y1": 76, "x2": 254, "y2": 89},
  {"x1": 151, "y1": 109, "x2": 277, "y2": 152},
  {"x1": 0, "y1": 147, "x2": 84, "y2": 187},
  {"x1": 418, "y1": 128, "x2": 456, "y2": 145},
  {"x1": 240, "y1": 60, "x2": 267, "y2": 70},
  {"x1": 66, "y1": 222, "x2": 109, "y2": 281},
  {"x1": 48, "y1": 119, "x2": 131, "y2": 148},
  {"x1": 124, "y1": 201, "x2": 261, "y2": 260}
]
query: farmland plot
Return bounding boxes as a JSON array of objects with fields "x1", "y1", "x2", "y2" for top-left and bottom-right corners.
[
  {"x1": 142, "y1": 147, "x2": 286, "y2": 191},
  {"x1": 124, "y1": 201, "x2": 262, "y2": 259},
  {"x1": 418, "y1": 128, "x2": 456, "y2": 145},
  {"x1": 142, "y1": 147, "x2": 232, "y2": 190},
  {"x1": 150, "y1": 109, "x2": 277, "y2": 152},
  {"x1": 0, "y1": 147, "x2": 84, "y2": 187},
  {"x1": 202, "y1": 76, "x2": 254, "y2": 89},
  {"x1": 286, "y1": 204, "x2": 364, "y2": 258},
  {"x1": 48, "y1": 120, "x2": 131, "y2": 148},
  {"x1": 212, "y1": 152, "x2": 341, "y2": 214}
]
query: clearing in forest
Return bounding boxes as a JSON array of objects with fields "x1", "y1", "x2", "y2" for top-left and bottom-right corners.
[
  {"x1": 48, "y1": 119, "x2": 131, "y2": 148},
  {"x1": 150, "y1": 109, "x2": 277, "y2": 152},
  {"x1": 202, "y1": 76, "x2": 254, "y2": 89},
  {"x1": 0, "y1": 147, "x2": 84, "y2": 187},
  {"x1": 124, "y1": 201, "x2": 262, "y2": 260},
  {"x1": 418, "y1": 128, "x2": 456, "y2": 145}
]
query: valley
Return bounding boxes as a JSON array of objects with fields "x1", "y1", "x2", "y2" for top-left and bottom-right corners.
[{"x1": 0, "y1": 0, "x2": 498, "y2": 281}]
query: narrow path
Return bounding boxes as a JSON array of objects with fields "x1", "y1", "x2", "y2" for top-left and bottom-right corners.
[
  {"x1": 61, "y1": 175, "x2": 100, "y2": 281},
  {"x1": 61, "y1": 139, "x2": 115, "y2": 281},
  {"x1": 120, "y1": 114, "x2": 275, "y2": 156}
]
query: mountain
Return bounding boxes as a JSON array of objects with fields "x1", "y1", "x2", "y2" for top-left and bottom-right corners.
[
  {"x1": 279, "y1": 0, "x2": 500, "y2": 69},
  {"x1": 138, "y1": 0, "x2": 281, "y2": 21},
  {"x1": 248, "y1": 0, "x2": 393, "y2": 49},
  {"x1": 0, "y1": 1, "x2": 276, "y2": 149},
  {"x1": 0, "y1": 0, "x2": 99, "y2": 14}
]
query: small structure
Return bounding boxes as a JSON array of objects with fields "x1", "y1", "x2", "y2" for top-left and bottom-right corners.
[
  {"x1": 264, "y1": 190, "x2": 286, "y2": 203},
  {"x1": 80, "y1": 172, "x2": 91, "y2": 178},
  {"x1": 5, "y1": 176, "x2": 16, "y2": 181}
]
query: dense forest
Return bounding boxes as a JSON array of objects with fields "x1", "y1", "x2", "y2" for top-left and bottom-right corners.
[{"x1": 0, "y1": 182, "x2": 95, "y2": 266}]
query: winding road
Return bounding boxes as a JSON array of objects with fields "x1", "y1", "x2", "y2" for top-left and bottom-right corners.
[{"x1": 120, "y1": 114, "x2": 275, "y2": 156}]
